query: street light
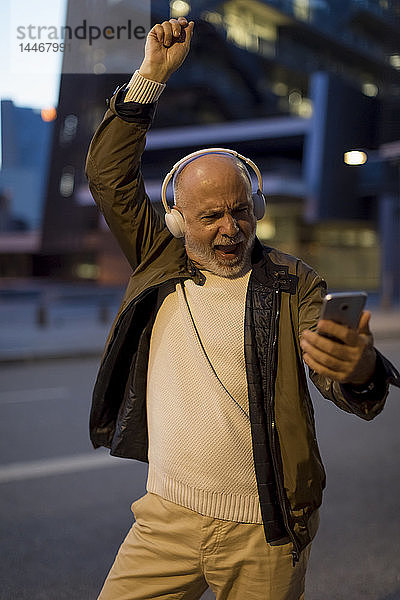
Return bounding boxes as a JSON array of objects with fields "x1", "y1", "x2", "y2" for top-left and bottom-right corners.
[{"x1": 344, "y1": 150, "x2": 368, "y2": 165}]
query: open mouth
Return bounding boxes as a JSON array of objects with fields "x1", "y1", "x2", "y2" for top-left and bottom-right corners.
[{"x1": 213, "y1": 242, "x2": 242, "y2": 259}]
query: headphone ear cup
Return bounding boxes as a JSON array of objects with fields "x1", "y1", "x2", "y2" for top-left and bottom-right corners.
[
  {"x1": 165, "y1": 208, "x2": 185, "y2": 238},
  {"x1": 252, "y1": 190, "x2": 266, "y2": 221}
]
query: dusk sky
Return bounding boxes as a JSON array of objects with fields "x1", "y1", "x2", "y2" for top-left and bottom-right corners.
[{"x1": 1, "y1": 0, "x2": 67, "y2": 110}]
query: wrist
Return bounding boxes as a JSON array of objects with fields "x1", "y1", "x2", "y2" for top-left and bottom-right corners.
[
  {"x1": 341, "y1": 370, "x2": 377, "y2": 396},
  {"x1": 138, "y1": 61, "x2": 171, "y2": 84},
  {"x1": 348, "y1": 380, "x2": 376, "y2": 394},
  {"x1": 347, "y1": 349, "x2": 377, "y2": 387}
]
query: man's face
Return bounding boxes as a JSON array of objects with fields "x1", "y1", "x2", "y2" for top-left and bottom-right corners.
[{"x1": 174, "y1": 156, "x2": 257, "y2": 278}]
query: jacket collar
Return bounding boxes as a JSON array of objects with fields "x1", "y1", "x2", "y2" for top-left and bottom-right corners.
[{"x1": 251, "y1": 238, "x2": 298, "y2": 294}]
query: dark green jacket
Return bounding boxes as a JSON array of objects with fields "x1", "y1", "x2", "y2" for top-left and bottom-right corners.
[{"x1": 85, "y1": 87, "x2": 400, "y2": 561}]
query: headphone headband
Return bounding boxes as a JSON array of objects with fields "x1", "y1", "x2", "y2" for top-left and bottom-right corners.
[{"x1": 161, "y1": 148, "x2": 263, "y2": 212}]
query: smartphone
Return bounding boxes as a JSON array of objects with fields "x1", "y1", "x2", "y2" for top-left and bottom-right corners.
[{"x1": 320, "y1": 292, "x2": 367, "y2": 330}]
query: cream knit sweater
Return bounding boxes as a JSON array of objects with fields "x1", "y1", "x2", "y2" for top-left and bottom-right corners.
[{"x1": 146, "y1": 269, "x2": 262, "y2": 523}]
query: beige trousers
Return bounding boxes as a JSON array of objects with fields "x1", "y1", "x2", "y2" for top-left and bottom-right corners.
[{"x1": 97, "y1": 493, "x2": 312, "y2": 600}]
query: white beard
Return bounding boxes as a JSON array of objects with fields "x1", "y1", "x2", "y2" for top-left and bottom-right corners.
[{"x1": 184, "y1": 229, "x2": 256, "y2": 278}]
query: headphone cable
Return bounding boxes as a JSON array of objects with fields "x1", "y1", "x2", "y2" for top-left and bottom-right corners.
[{"x1": 179, "y1": 281, "x2": 250, "y2": 421}]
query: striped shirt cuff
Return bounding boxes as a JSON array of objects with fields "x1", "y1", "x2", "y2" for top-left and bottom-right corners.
[{"x1": 124, "y1": 70, "x2": 166, "y2": 104}]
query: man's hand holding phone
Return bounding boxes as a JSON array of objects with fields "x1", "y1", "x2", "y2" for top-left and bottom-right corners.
[{"x1": 300, "y1": 294, "x2": 377, "y2": 386}]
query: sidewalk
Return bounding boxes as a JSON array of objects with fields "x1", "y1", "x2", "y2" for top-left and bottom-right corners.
[
  {"x1": 0, "y1": 304, "x2": 399, "y2": 363},
  {"x1": 0, "y1": 282, "x2": 120, "y2": 363},
  {"x1": 0, "y1": 320, "x2": 110, "y2": 363},
  {"x1": 369, "y1": 309, "x2": 400, "y2": 342}
]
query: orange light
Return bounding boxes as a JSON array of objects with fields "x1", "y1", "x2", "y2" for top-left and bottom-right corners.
[{"x1": 41, "y1": 107, "x2": 57, "y2": 122}]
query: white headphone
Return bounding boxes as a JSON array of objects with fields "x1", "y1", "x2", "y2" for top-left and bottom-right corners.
[{"x1": 161, "y1": 147, "x2": 266, "y2": 238}]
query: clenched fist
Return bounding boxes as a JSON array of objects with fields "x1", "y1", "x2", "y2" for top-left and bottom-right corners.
[{"x1": 139, "y1": 17, "x2": 194, "y2": 84}]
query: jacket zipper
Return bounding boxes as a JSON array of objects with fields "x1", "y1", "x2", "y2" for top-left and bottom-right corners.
[{"x1": 268, "y1": 285, "x2": 301, "y2": 566}]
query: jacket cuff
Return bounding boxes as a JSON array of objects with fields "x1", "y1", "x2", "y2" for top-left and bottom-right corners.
[
  {"x1": 340, "y1": 347, "x2": 400, "y2": 406},
  {"x1": 124, "y1": 70, "x2": 166, "y2": 103},
  {"x1": 107, "y1": 83, "x2": 157, "y2": 125}
]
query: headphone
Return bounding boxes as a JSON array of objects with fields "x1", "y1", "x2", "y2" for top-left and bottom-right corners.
[{"x1": 161, "y1": 148, "x2": 266, "y2": 238}]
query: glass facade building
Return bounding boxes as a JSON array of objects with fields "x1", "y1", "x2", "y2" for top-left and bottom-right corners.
[{"x1": 39, "y1": 0, "x2": 400, "y2": 294}]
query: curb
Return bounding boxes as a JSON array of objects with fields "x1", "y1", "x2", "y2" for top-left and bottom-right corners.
[{"x1": 0, "y1": 348, "x2": 104, "y2": 364}]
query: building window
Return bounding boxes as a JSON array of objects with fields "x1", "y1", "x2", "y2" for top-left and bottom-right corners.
[
  {"x1": 59, "y1": 167, "x2": 75, "y2": 197},
  {"x1": 59, "y1": 114, "x2": 78, "y2": 145}
]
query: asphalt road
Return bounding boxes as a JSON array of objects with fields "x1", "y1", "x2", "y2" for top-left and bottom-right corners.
[{"x1": 0, "y1": 341, "x2": 399, "y2": 600}]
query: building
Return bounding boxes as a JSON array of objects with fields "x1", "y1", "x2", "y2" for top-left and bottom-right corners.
[
  {"x1": 0, "y1": 100, "x2": 54, "y2": 231},
  {"x1": 40, "y1": 0, "x2": 150, "y2": 282},
  {"x1": 39, "y1": 0, "x2": 400, "y2": 298},
  {"x1": 0, "y1": 100, "x2": 55, "y2": 277}
]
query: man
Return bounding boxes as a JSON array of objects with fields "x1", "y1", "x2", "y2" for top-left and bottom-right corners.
[{"x1": 86, "y1": 17, "x2": 400, "y2": 600}]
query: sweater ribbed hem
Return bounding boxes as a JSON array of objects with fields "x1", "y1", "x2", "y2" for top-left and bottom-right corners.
[
  {"x1": 147, "y1": 465, "x2": 263, "y2": 524},
  {"x1": 124, "y1": 70, "x2": 166, "y2": 103}
]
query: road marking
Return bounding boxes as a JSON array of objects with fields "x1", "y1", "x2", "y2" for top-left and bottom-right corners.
[
  {"x1": 0, "y1": 452, "x2": 131, "y2": 483},
  {"x1": 0, "y1": 387, "x2": 69, "y2": 405}
]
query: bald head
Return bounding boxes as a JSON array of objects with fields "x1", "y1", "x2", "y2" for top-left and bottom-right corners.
[{"x1": 173, "y1": 154, "x2": 252, "y2": 211}]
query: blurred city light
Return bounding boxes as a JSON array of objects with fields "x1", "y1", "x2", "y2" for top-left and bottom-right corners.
[
  {"x1": 389, "y1": 54, "x2": 400, "y2": 69},
  {"x1": 288, "y1": 90, "x2": 302, "y2": 106},
  {"x1": 75, "y1": 263, "x2": 100, "y2": 279},
  {"x1": 293, "y1": 0, "x2": 311, "y2": 21},
  {"x1": 297, "y1": 98, "x2": 313, "y2": 118},
  {"x1": 362, "y1": 82, "x2": 378, "y2": 97},
  {"x1": 256, "y1": 218, "x2": 276, "y2": 240},
  {"x1": 93, "y1": 63, "x2": 107, "y2": 74},
  {"x1": 170, "y1": 0, "x2": 190, "y2": 17},
  {"x1": 272, "y1": 82, "x2": 288, "y2": 96},
  {"x1": 60, "y1": 114, "x2": 78, "y2": 145},
  {"x1": 344, "y1": 150, "x2": 368, "y2": 165},
  {"x1": 59, "y1": 168, "x2": 75, "y2": 197},
  {"x1": 288, "y1": 89, "x2": 313, "y2": 117},
  {"x1": 41, "y1": 107, "x2": 57, "y2": 122}
]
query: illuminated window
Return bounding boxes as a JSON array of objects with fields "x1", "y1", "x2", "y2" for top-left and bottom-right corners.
[
  {"x1": 293, "y1": 0, "x2": 310, "y2": 21},
  {"x1": 170, "y1": 0, "x2": 190, "y2": 17},
  {"x1": 75, "y1": 263, "x2": 100, "y2": 279},
  {"x1": 288, "y1": 90, "x2": 302, "y2": 106},
  {"x1": 287, "y1": 90, "x2": 313, "y2": 117},
  {"x1": 60, "y1": 114, "x2": 78, "y2": 145},
  {"x1": 203, "y1": 2, "x2": 278, "y2": 56},
  {"x1": 297, "y1": 98, "x2": 313, "y2": 118},
  {"x1": 389, "y1": 55, "x2": 400, "y2": 69},
  {"x1": 359, "y1": 230, "x2": 377, "y2": 248},
  {"x1": 362, "y1": 82, "x2": 378, "y2": 97},
  {"x1": 272, "y1": 82, "x2": 288, "y2": 96},
  {"x1": 202, "y1": 11, "x2": 223, "y2": 26},
  {"x1": 59, "y1": 167, "x2": 75, "y2": 197}
]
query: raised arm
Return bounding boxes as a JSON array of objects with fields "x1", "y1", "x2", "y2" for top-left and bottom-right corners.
[{"x1": 85, "y1": 18, "x2": 194, "y2": 270}]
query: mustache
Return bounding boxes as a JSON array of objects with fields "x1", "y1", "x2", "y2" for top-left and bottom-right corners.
[{"x1": 212, "y1": 234, "x2": 245, "y2": 247}]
